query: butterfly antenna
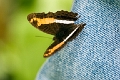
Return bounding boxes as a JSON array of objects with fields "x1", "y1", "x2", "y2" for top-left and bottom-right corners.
[{"x1": 35, "y1": 36, "x2": 52, "y2": 39}]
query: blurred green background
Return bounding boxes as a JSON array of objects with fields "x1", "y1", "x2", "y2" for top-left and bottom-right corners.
[{"x1": 0, "y1": 0, "x2": 73, "y2": 80}]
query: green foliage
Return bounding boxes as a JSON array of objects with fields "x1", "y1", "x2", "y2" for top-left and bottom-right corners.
[{"x1": 0, "y1": 0, "x2": 73, "y2": 80}]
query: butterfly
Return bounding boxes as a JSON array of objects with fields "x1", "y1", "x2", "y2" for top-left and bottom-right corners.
[{"x1": 27, "y1": 10, "x2": 86, "y2": 58}]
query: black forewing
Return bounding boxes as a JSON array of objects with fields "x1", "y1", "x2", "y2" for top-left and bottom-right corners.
[{"x1": 27, "y1": 10, "x2": 79, "y2": 35}]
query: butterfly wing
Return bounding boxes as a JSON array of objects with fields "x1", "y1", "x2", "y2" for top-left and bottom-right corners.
[
  {"x1": 67, "y1": 23, "x2": 86, "y2": 41},
  {"x1": 27, "y1": 10, "x2": 86, "y2": 58},
  {"x1": 43, "y1": 23, "x2": 86, "y2": 58},
  {"x1": 43, "y1": 38, "x2": 65, "y2": 58},
  {"x1": 27, "y1": 10, "x2": 79, "y2": 35}
]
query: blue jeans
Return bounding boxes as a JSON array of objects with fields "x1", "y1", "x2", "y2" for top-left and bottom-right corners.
[{"x1": 36, "y1": 0, "x2": 120, "y2": 80}]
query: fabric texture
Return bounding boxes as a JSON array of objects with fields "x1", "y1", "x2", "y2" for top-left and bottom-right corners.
[{"x1": 36, "y1": 0, "x2": 120, "y2": 80}]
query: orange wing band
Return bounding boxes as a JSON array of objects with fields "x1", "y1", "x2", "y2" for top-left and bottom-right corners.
[
  {"x1": 44, "y1": 41, "x2": 65, "y2": 57},
  {"x1": 30, "y1": 18, "x2": 55, "y2": 26}
]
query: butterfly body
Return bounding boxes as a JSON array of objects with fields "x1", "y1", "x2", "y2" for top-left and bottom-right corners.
[{"x1": 27, "y1": 10, "x2": 86, "y2": 58}]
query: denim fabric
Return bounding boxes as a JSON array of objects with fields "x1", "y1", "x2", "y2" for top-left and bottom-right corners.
[{"x1": 36, "y1": 0, "x2": 120, "y2": 80}]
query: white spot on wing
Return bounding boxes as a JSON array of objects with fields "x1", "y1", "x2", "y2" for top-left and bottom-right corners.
[{"x1": 54, "y1": 19, "x2": 74, "y2": 24}]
